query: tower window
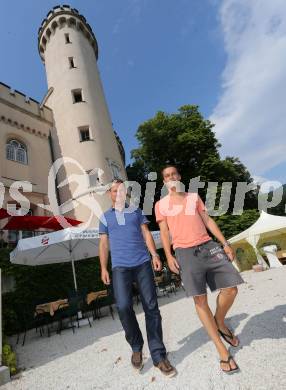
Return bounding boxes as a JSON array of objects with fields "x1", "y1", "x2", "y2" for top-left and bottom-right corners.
[
  {"x1": 68, "y1": 57, "x2": 76, "y2": 68},
  {"x1": 6, "y1": 139, "x2": 28, "y2": 164},
  {"x1": 79, "y1": 126, "x2": 91, "y2": 142},
  {"x1": 72, "y1": 89, "x2": 83, "y2": 103},
  {"x1": 65, "y1": 33, "x2": 71, "y2": 43},
  {"x1": 111, "y1": 163, "x2": 121, "y2": 179},
  {"x1": 107, "y1": 158, "x2": 122, "y2": 180},
  {"x1": 86, "y1": 169, "x2": 101, "y2": 187}
]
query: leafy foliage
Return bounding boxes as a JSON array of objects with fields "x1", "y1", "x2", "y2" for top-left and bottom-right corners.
[
  {"x1": 129, "y1": 105, "x2": 252, "y2": 183},
  {"x1": 127, "y1": 105, "x2": 257, "y2": 222},
  {"x1": 2, "y1": 342, "x2": 17, "y2": 375},
  {"x1": 214, "y1": 209, "x2": 260, "y2": 239}
]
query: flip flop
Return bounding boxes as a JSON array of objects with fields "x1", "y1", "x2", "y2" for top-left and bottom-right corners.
[
  {"x1": 218, "y1": 327, "x2": 239, "y2": 347},
  {"x1": 214, "y1": 317, "x2": 239, "y2": 347},
  {"x1": 220, "y1": 355, "x2": 240, "y2": 375}
]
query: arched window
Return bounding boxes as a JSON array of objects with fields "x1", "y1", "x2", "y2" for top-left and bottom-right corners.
[
  {"x1": 6, "y1": 139, "x2": 28, "y2": 164},
  {"x1": 107, "y1": 158, "x2": 122, "y2": 180}
]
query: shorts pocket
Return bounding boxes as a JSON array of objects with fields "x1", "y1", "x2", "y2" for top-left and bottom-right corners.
[{"x1": 208, "y1": 242, "x2": 229, "y2": 261}]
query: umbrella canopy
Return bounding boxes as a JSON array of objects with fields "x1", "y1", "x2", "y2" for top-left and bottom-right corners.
[
  {"x1": 10, "y1": 228, "x2": 162, "y2": 290},
  {"x1": 10, "y1": 227, "x2": 100, "y2": 290},
  {"x1": 3, "y1": 215, "x2": 82, "y2": 231},
  {"x1": 0, "y1": 208, "x2": 9, "y2": 220}
]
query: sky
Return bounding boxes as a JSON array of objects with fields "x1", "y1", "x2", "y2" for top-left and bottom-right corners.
[{"x1": 0, "y1": 0, "x2": 285, "y2": 185}]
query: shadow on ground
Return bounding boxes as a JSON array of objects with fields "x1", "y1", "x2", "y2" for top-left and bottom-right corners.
[{"x1": 167, "y1": 304, "x2": 286, "y2": 367}]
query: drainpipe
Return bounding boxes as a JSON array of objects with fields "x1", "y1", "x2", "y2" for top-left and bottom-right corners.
[
  {"x1": 48, "y1": 131, "x2": 61, "y2": 207},
  {"x1": 40, "y1": 87, "x2": 54, "y2": 109}
]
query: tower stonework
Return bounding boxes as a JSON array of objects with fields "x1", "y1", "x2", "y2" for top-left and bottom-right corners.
[{"x1": 38, "y1": 5, "x2": 126, "y2": 226}]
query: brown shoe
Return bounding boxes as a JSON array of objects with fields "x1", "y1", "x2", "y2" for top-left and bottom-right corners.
[
  {"x1": 154, "y1": 358, "x2": 177, "y2": 378},
  {"x1": 131, "y1": 351, "x2": 144, "y2": 371}
]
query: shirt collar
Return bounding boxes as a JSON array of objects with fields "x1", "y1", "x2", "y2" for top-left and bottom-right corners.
[{"x1": 111, "y1": 202, "x2": 129, "y2": 212}]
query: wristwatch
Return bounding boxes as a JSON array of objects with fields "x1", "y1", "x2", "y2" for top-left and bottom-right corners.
[{"x1": 222, "y1": 241, "x2": 230, "y2": 248}]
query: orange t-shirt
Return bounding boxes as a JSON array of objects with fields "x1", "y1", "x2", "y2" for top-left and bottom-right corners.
[{"x1": 155, "y1": 192, "x2": 211, "y2": 249}]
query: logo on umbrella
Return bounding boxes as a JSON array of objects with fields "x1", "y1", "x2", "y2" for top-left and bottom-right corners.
[{"x1": 41, "y1": 237, "x2": 49, "y2": 245}]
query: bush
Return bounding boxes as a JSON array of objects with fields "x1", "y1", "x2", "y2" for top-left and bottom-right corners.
[{"x1": 2, "y1": 343, "x2": 17, "y2": 375}]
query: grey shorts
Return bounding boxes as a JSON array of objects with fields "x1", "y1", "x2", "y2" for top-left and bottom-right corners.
[{"x1": 175, "y1": 240, "x2": 244, "y2": 297}]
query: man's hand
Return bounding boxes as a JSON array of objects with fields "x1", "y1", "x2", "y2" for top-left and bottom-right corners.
[
  {"x1": 152, "y1": 256, "x2": 162, "y2": 271},
  {"x1": 167, "y1": 255, "x2": 180, "y2": 274},
  {"x1": 224, "y1": 245, "x2": 235, "y2": 262},
  {"x1": 101, "y1": 268, "x2": 110, "y2": 285}
]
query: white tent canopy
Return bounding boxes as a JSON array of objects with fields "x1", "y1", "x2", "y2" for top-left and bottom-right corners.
[
  {"x1": 229, "y1": 211, "x2": 286, "y2": 244},
  {"x1": 229, "y1": 211, "x2": 286, "y2": 268}
]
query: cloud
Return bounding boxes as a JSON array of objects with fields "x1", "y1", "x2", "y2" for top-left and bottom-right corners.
[
  {"x1": 113, "y1": 17, "x2": 123, "y2": 35},
  {"x1": 112, "y1": 0, "x2": 147, "y2": 35},
  {"x1": 180, "y1": 19, "x2": 195, "y2": 39},
  {"x1": 128, "y1": 0, "x2": 144, "y2": 19},
  {"x1": 252, "y1": 175, "x2": 271, "y2": 186},
  {"x1": 210, "y1": 0, "x2": 286, "y2": 177},
  {"x1": 252, "y1": 175, "x2": 283, "y2": 194},
  {"x1": 127, "y1": 59, "x2": 135, "y2": 67}
]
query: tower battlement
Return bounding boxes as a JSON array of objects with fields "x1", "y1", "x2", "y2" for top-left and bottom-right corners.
[
  {"x1": 0, "y1": 82, "x2": 53, "y2": 124},
  {"x1": 38, "y1": 4, "x2": 98, "y2": 62}
]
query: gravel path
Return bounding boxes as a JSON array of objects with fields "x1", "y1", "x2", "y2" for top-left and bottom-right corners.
[{"x1": 2, "y1": 267, "x2": 286, "y2": 390}]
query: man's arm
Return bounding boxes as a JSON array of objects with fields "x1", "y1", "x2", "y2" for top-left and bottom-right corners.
[
  {"x1": 199, "y1": 209, "x2": 235, "y2": 261},
  {"x1": 158, "y1": 220, "x2": 180, "y2": 274},
  {"x1": 141, "y1": 223, "x2": 162, "y2": 271},
  {"x1": 99, "y1": 234, "x2": 111, "y2": 284}
]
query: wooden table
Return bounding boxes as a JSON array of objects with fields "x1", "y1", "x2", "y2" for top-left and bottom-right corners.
[
  {"x1": 35, "y1": 299, "x2": 68, "y2": 316},
  {"x1": 154, "y1": 275, "x2": 164, "y2": 284},
  {"x1": 86, "y1": 290, "x2": 107, "y2": 305}
]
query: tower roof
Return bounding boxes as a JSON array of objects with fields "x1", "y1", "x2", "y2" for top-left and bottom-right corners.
[{"x1": 38, "y1": 4, "x2": 98, "y2": 62}]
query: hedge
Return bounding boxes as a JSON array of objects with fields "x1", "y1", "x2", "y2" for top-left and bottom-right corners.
[{"x1": 0, "y1": 248, "x2": 106, "y2": 335}]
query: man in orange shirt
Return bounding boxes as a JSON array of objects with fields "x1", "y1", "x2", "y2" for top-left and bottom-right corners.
[{"x1": 155, "y1": 166, "x2": 244, "y2": 375}]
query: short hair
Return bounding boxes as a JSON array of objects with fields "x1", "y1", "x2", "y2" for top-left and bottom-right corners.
[
  {"x1": 108, "y1": 178, "x2": 124, "y2": 190},
  {"x1": 161, "y1": 165, "x2": 180, "y2": 178},
  {"x1": 112, "y1": 178, "x2": 124, "y2": 184}
]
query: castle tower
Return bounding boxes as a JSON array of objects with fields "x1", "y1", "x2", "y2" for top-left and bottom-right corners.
[{"x1": 38, "y1": 5, "x2": 126, "y2": 226}]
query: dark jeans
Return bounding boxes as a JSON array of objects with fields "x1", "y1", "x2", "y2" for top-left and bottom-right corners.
[{"x1": 112, "y1": 260, "x2": 166, "y2": 364}]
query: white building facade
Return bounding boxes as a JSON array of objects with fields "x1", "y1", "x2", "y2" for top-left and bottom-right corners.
[{"x1": 0, "y1": 5, "x2": 126, "y2": 236}]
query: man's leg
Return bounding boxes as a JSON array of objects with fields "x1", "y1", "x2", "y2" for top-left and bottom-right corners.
[
  {"x1": 214, "y1": 287, "x2": 239, "y2": 346},
  {"x1": 175, "y1": 244, "x2": 240, "y2": 372},
  {"x1": 112, "y1": 267, "x2": 144, "y2": 353},
  {"x1": 134, "y1": 261, "x2": 167, "y2": 365},
  {"x1": 193, "y1": 294, "x2": 237, "y2": 371},
  {"x1": 203, "y1": 240, "x2": 242, "y2": 347}
]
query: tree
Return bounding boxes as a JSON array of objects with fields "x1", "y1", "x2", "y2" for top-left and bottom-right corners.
[
  {"x1": 130, "y1": 105, "x2": 220, "y2": 180},
  {"x1": 127, "y1": 105, "x2": 257, "y2": 214},
  {"x1": 214, "y1": 209, "x2": 260, "y2": 239},
  {"x1": 265, "y1": 184, "x2": 286, "y2": 216}
]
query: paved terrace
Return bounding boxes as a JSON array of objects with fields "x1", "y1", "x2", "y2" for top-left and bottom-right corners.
[{"x1": 2, "y1": 267, "x2": 286, "y2": 390}]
